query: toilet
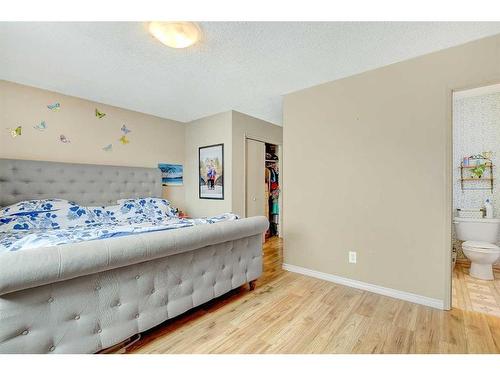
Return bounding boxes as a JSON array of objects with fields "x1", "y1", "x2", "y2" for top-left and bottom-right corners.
[{"x1": 454, "y1": 217, "x2": 500, "y2": 280}]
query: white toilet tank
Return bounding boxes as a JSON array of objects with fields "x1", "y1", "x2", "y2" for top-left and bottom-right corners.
[{"x1": 453, "y1": 217, "x2": 500, "y2": 243}]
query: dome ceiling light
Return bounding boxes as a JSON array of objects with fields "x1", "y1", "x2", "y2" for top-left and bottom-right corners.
[{"x1": 148, "y1": 21, "x2": 201, "y2": 49}]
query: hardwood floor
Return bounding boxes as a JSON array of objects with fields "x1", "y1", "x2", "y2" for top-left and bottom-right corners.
[
  {"x1": 125, "y1": 237, "x2": 500, "y2": 354},
  {"x1": 453, "y1": 261, "x2": 500, "y2": 317}
]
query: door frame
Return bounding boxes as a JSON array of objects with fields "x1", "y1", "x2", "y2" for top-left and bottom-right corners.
[
  {"x1": 446, "y1": 79, "x2": 500, "y2": 311},
  {"x1": 244, "y1": 133, "x2": 283, "y2": 238}
]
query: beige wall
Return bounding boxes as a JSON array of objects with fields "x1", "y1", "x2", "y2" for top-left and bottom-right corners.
[
  {"x1": 0, "y1": 81, "x2": 283, "y2": 218},
  {"x1": 0, "y1": 80, "x2": 186, "y2": 209},
  {"x1": 183, "y1": 110, "x2": 282, "y2": 218},
  {"x1": 184, "y1": 111, "x2": 233, "y2": 217},
  {"x1": 232, "y1": 111, "x2": 283, "y2": 217},
  {"x1": 283, "y1": 34, "x2": 500, "y2": 304}
]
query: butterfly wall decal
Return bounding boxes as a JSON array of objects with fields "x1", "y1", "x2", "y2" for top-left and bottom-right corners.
[
  {"x1": 121, "y1": 124, "x2": 131, "y2": 134},
  {"x1": 8, "y1": 126, "x2": 22, "y2": 138},
  {"x1": 47, "y1": 102, "x2": 61, "y2": 111},
  {"x1": 103, "y1": 144, "x2": 113, "y2": 152},
  {"x1": 33, "y1": 121, "x2": 47, "y2": 131},
  {"x1": 119, "y1": 135, "x2": 130, "y2": 145},
  {"x1": 59, "y1": 134, "x2": 71, "y2": 143},
  {"x1": 95, "y1": 108, "x2": 106, "y2": 119}
]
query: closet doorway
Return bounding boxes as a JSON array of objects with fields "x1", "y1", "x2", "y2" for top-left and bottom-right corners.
[{"x1": 245, "y1": 138, "x2": 282, "y2": 239}]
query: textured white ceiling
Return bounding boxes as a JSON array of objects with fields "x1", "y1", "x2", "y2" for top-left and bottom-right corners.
[{"x1": 1, "y1": 22, "x2": 500, "y2": 125}]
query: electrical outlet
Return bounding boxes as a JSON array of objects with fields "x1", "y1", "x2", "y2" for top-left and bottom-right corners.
[{"x1": 349, "y1": 251, "x2": 357, "y2": 264}]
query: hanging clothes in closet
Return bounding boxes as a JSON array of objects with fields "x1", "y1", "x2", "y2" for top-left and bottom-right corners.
[{"x1": 266, "y1": 160, "x2": 280, "y2": 237}]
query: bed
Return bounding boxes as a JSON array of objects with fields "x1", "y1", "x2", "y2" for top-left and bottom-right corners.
[{"x1": 0, "y1": 158, "x2": 268, "y2": 354}]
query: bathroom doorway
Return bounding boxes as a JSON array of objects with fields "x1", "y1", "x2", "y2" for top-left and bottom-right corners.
[{"x1": 451, "y1": 83, "x2": 500, "y2": 317}]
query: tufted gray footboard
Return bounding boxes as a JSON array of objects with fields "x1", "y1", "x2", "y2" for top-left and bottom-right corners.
[{"x1": 0, "y1": 216, "x2": 268, "y2": 354}]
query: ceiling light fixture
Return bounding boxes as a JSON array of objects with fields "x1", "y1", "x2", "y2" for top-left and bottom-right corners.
[{"x1": 148, "y1": 21, "x2": 201, "y2": 49}]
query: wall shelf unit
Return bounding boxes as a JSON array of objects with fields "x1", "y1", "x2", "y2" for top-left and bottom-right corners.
[{"x1": 459, "y1": 162, "x2": 494, "y2": 192}]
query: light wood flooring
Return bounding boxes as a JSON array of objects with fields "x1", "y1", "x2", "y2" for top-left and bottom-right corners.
[
  {"x1": 453, "y1": 261, "x2": 500, "y2": 317},
  {"x1": 124, "y1": 237, "x2": 500, "y2": 354}
]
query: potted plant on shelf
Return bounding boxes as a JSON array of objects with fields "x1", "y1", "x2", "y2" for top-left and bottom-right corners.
[{"x1": 471, "y1": 164, "x2": 486, "y2": 179}]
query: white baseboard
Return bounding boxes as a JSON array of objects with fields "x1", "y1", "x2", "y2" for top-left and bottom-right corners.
[{"x1": 282, "y1": 263, "x2": 444, "y2": 310}]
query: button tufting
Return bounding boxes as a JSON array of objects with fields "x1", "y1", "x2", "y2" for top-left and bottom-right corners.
[
  {"x1": 97, "y1": 329, "x2": 102, "y2": 334},
  {"x1": 135, "y1": 275, "x2": 140, "y2": 280},
  {"x1": 74, "y1": 315, "x2": 80, "y2": 320},
  {"x1": 21, "y1": 330, "x2": 29, "y2": 335}
]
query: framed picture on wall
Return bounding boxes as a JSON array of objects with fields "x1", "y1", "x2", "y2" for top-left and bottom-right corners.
[
  {"x1": 158, "y1": 163, "x2": 183, "y2": 186},
  {"x1": 199, "y1": 143, "x2": 224, "y2": 199}
]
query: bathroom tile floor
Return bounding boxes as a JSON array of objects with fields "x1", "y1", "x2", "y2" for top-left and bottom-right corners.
[{"x1": 453, "y1": 261, "x2": 500, "y2": 317}]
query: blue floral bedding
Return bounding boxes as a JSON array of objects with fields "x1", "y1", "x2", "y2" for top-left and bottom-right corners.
[{"x1": 0, "y1": 198, "x2": 237, "y2": 252}]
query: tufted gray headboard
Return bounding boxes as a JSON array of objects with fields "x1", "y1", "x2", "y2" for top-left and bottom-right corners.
[{"x1": 0, "y1": 158, "x2": 162, "y2": 207}]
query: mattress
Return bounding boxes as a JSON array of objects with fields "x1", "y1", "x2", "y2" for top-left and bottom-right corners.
[{"x1": 0, "y1": 198, "x2": 238, "y2": 252}]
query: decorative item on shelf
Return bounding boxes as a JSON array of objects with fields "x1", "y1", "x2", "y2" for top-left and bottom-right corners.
[
  {"x1": 471, "y1": 164, "x2": 486, "y2": 178},
  {"x1": 459, "y1": 153, "x2": 494, "y2": 192},
  {"x1": 482, "y1": 151, "x2": 493, "y2": 162},
  {"x1": 484, "y1": 198, "x2": 494, "y2": 219},
  {"x1": 468, "y1": 153, "x2": 492, "y2": 166}
]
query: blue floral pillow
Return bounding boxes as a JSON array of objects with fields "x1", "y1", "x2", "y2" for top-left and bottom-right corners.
[
  {"x1": 115, "y1": 198, "x2": 177, "y2": 224},
  {"x1": 0, "y1": 199, "x2": 90, "y2": 231}
]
